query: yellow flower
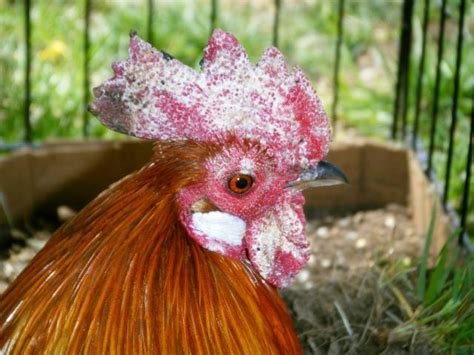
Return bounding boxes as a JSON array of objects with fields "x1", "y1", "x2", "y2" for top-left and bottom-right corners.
[{"x1": 39, "y1": 40, "x2": 68, "y2": 61}]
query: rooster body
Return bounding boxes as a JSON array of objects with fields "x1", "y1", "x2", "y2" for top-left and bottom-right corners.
[
  {"x1": 1, "y1": 141, "x2": 300, "y2": 353},
  {"x1": 0, "y1": 30, "x2": 345, "y2": 353}
]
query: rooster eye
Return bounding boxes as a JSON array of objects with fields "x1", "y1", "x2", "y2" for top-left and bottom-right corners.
[{"x1": 228, "y1": 174, "x2": 253, "y2": 194}]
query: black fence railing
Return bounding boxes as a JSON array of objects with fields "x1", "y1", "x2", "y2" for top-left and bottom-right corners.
[
  {"x1": 147, "y1": 0, "x2": 155, "y2": 44},
  {"x1": 83, "y1": 0, "x2": 92, "y2": 138},
  {"x1": 426, "y1": 0, "x2": 447, "y2": 176},
  {"x1": 331, "y1": 0, "x2": 345, "y2": 135},
  {"x1": 23, "y1": 0, "x2": 32, "y2": 143},
  {"x1": 443, "y1": 0, "x2": 466, "y2": 208},
  {"x1": 7, "y1": 0, "x2": 474, "y2": 246},
  {"x1": 390, "y1": 0, "x2": 471, "y2": 247},
  {"x1": 392, "y1": 0, "x2": 414, "y2": 142},
  {"x1": 412, "y1": 0, "x2": 430, "y2": 151}
]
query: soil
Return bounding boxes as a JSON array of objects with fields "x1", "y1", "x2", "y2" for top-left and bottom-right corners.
[
  {"x1": 0, "y1": 204, "x2": 435, "y2": 354},
  {"x1": 280, "y1": 204, "x2": 435, "y2": 354}
]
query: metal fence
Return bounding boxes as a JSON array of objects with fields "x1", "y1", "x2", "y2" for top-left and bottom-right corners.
[
  {"x1": 7, "y1": 0, "x2": 474, "y2": 246},
  {"x1": 387, "y1": 0, "x2": 472, "y2": 248}
]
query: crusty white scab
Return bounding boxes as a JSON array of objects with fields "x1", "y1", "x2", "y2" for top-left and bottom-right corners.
[{"x1": 246, "y1": 193, "x2": 310, "y2": 287}]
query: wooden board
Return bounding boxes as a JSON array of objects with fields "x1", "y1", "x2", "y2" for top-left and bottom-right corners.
[{"x1": 0, "y1": 139, "x2": 450, "y2": 256}]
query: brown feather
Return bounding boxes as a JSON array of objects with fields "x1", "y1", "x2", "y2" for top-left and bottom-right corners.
[{"x1": 0, "y1": 141, "x2": 301, "y2": 354}]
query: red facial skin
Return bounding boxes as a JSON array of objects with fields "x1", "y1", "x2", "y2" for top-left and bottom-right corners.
[{"x1": 177, "y1": 138, "x2": 310, "y2": 288}]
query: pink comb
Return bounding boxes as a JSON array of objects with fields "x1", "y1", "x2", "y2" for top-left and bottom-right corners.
[{"x1": 90, "y1": 29, "x2": 331, "y2": 168}]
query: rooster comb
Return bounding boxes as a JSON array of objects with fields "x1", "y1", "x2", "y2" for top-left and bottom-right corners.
[{"x1": 90, "y1": 29, "x2": 331, "y2": 168}]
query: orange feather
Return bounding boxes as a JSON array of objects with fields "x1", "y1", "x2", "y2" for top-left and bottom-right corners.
[{"x1": 0, "y1": 141, "x2": 301, "y2": 354}]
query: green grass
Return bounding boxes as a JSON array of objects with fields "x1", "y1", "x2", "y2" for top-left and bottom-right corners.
[
  {"x1": 0, "y1": 0, "x2": 473, "y2": 232},
  {"x1": 390, "y1": 209, "x2": 474, "y2": 353}
]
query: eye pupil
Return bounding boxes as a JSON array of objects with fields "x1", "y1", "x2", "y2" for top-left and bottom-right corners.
[
  {"x1": 228, "y1": 174, "x2": 253, "y2": 194},
  {"x1": 235, "y1": 177, "x2": 248, "y2": 189}
]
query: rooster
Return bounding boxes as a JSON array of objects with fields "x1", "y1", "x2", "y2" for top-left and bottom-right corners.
[{"x1": 0, "y1": 30, "x2": 346, "y2": 353}]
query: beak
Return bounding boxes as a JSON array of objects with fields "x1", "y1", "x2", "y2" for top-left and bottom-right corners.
[{"x1": 287, "y1": 160, "x2": 349, "y2": 191}]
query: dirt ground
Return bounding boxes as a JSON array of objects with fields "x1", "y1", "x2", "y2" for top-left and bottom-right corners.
[
  {"x1": 282, "y1": 272, "x2": 434, "y2": 355},
  {"x1": 0, "y1": 204, "x2": 434, "y2": 354},
  {"x1": 279, "y1": 204, "x2": 435, "y2": 354}
]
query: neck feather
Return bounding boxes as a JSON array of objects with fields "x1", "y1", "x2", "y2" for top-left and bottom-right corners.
[{"x1": 0, "y1": 141, "x2": 300, "y2": 353}]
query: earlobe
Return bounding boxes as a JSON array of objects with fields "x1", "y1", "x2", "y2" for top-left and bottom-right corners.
[{"x1": 189, "y1": 211, "x2": 246, "y2": 258}]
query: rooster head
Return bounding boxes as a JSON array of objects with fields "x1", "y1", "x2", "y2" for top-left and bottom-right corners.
[{"x1": 90, "y1": 30, "x2": 347, "y2": 288}]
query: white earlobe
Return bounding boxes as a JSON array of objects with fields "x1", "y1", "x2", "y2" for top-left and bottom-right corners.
[{"x1": 191, "y1": 211, "x2": 246, "y2": 251}]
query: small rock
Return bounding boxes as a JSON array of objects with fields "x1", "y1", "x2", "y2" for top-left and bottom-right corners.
[
  {"x1": 57, "y1": 205, "x2": 77, "y2": 222},
  {"x1": 10, "y1": 248, "x2": 36, "y2": 263},
  {"x1": 3, "y1": 262, "x2": 16, "y2": 279},
  {"x1": 384, "y1": 215, "x2": 396, "y2": 229},
  {"x1": 355, "y1": 238, "x2": 367, "y2": 249},
  {"x1": 296, "y1": 269, "x2": 311, "y2": 283},
  {"x1": 308, "y1": 254, "x2": 317, "y2": 266},
  {"x1": 337, "y1": 217, "x2": 351, "y2": 228},
  {"x1": 316, "y1": 226, "x2": 330, "y2": 239},
  {"x1": 345, "y1": 231, "x2": 358, "y2": 241},
  {"x1": 34, "y1": 230, "x2": 52, "y2": 241},
  {"x1": 27, "y1": 238, "x2": 47, "y2": 252},
  {"x1": 321, "y1": 259, "x2": 332, "y2": 268}
]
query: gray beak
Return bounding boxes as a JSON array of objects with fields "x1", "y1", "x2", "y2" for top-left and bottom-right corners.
[{"x1": 287, "y1": 160, "x2": 349, "y2": 191}]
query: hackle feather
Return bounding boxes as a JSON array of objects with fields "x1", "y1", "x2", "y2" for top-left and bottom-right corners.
[{"x1": 0, "y1": 141, "x2": 301, "y2": 354}]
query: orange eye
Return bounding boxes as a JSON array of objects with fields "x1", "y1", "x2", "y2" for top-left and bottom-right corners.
[{"x1": 228, "y1": 174, "x2": 254, "y2": 194}]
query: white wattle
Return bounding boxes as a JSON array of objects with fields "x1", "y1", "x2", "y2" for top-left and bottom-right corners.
[{"x1": 191, "y1": 212, "x2": 246, "y2": 252}]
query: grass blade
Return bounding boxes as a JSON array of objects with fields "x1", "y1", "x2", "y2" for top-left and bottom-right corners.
[
  {"x1": 425, "y1": 231, "x2": 460, "y2": 305},
  {"x1": 417, "y1": 204, "x2": 436, "y2": 301}
]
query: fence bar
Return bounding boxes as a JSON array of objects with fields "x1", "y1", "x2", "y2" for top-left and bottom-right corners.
[
  {"x1": 460, "y1": 92, "x2": 473, "y2": 243},
  {"x1": 210, "y1": 0, "x2": 217, "y2": 36},
  {"x1": 147, "y1": 0, "x2": 154, "y2": 44},
  {"x1": 83, "y1": 0, "x2": 91, "y2": 138},
  {"x1": 392, "y1": 0, "x2": 414, "y2": 140},
  {"x1": 400, "y1": 0, "x2": 414, "y2": 141},
  {"x1": 443, "y1": 0, "x2": 466, "y2": 207},
  {"x1": 23, "y1": 0, "x2": 32, "y2": 143},
  {"x1": 272, "y1": 0, "x2": 281, "y2": 47},
  {"x1": 426, "y1": 0, "x2": 447, "y2": 176},
  {"x1": 332, "y1": 0, "x2": 345, "y2": 133},
  {"x1": 412, "y1": 0, "x2": 430, "y2": 150}
]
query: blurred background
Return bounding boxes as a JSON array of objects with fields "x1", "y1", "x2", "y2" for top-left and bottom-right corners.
[
  {"x1": 0, "y1": 0, "x2": 473, "y2": 352},
  {"x1": 0, "y1": 0, "x2": 472, "y2": 236}
]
